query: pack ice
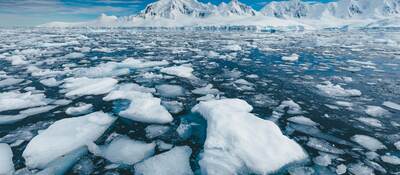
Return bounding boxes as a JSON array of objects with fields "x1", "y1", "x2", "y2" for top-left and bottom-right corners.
[
  {"x1": 22, "y1": 111, "x2": 116, "y2": 169},
  {"x1": 0, "y1": 143, "x2": 14, "y2": 175},
  {"x1": 192, "y1": 99, "x2": 307, "y2": 174}
]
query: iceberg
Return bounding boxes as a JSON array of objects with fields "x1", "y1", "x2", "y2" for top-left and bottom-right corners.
[
  {"x1": 22, "y1": 111, "x2": 116, "y2": 169},
  {"x1": 192, "y1": 99, "x2": 307, "y2": 174}
]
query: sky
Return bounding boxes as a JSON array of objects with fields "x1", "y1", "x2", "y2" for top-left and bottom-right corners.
[{"x1": 0, "y1": 0, "x2": 336, "y2": 27}]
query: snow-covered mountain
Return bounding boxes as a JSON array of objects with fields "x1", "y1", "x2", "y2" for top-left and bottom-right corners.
[
  {"x1": 137, "y1": 0, "x2": 216, "y2": 19},
  {"x1": 39, "y1": 0, "x2": 400, "y2": 29},
  {"x1": 217, "y1": 0, "x2": 257, "y2": 16},
  {"x1": 261, "y1": 0, "x2": 400, "y2": 19}
]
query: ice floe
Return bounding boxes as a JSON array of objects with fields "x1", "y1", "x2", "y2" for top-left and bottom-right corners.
[
  {"x1": 348, "y1": 163, "x2": 374, "y2": 175},
  {"x1": 192, "y1": 99, "x2": 307, "y2": 174},
  {"x1": 145, "y1": 125, "x2": 170, "y2": 139},
  {"x1": 0, "y1": 143, "x2": 14, "y2": 175},
  {"x1": 0, "y1": 78, "x2": 24, "y2": 88},
  {"x1": 191, "y1": 84, "x2": 219, "y2": 95},
  {"x1": 316, "y1": 81, "x2": 361, "y2": 97},
  {"x1": 66, "y1": 103, "x2": 93, "y2": 116},
  {"x1": 160, "y1": 65, "x2": 195, "y2": 79},
  {"x1": 365, "y1": 106, "x2": 390, "y2": 117},
  {"x1": 40, "y1": 78, "x2": 61, "y2": 87},
  {"x1": 23, "y1": 111, "x2": 115, "y2": 169},
  {"x1": 63, "y1": 77, "x2": 118, "y2": 98},
  {"x1": 383, "y1": 101, "x2": 400, "y2": 111},
  {"x1": 306, "y1": 137, "x2": 345, "y2": 154},
  {"x1": 351, "y1": 135, "x2": 387, "y2": 151},
  {"x1": 156, "y1": 84, "x2": 185, "y2": 98},
  {"x1": 134, "y1": 146, "x2": 193, "y2": 175},
  {"x1": 381, "y1": 155, "x2": 400, "y2": 165},
  {"x1": 277, "y1": 99, "x2": 304, "y2": 115},
  {"x1": 0, "y1": 105, "x2": 57, "y2": 125},
  {"x1": 356, "y1": 117, "x2": 382, "y2": 127},
  {"x1": 0, "y1": 91, "x2": 48, "y2": 112},
  {"x1": 88, "y1": 136, "x2": 155, "y2": 165},
  {"x1": 287, "y1": 116, "x2": 318, "y2": 126},
  {"x1": 103, "y1": 84, "x2": 172, "y2": 124},
  {"x1": 282, "y1": 54, "x2": 299, "y2": 61}
]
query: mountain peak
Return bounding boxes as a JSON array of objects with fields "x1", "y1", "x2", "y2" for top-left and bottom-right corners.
[{"x1": 218, "y1": 0, "x2": 257, "y2": 16}]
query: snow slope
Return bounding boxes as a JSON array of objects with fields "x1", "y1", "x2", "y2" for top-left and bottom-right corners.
[{"x1": 39, "y1": 0, "x2": 400, "y2": 29}]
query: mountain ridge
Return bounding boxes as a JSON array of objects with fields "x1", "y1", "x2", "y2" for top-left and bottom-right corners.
[{"x1": 39, "y1": 0, "x2": 400, "y2": 29}]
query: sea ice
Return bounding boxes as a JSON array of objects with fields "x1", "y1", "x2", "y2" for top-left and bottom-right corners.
[
  {"x1": 134, "y1": 146, "x2": 193, "y2": 175},
  {"x1": 0, "y1": 78, "x2": 24, "y2": 88},
  {"x1": 0, "y1": 91, "x2": 48, "y2": 112},
  {"x1": 365, "y1": 106, "x2": 390, "y2": 117},
  {"x1": 316, "y1": 81, "x2": 361, "y2": 97},
  {"x1": 63, "y1": 77, "x2": 118, "y2": 98},
  {"x1": 88, "y1": 136, "x2": 155, "y2": 165},
  {"x1": 282, "y1": 54, "x2": 299, "y2": 61},
  {"x1": 66, "y1": 103, "x2": 93, "y2": 116},
  {"x1": 36, "y1": 147, "x2": 87, "y2": 175},
  {"x1": 351, "y1": 135, "x2": 387, "y2": 151},
  {"x1": 306, "y1": 137, "x2": 345, "y2": 154},
  {"x1": 103, "y1": 86, "x2": 173, "y2": 124},
  {"x1": 336, "y1": 164, "x2": 347, "y2": 175},
  {"x1": 287, "y1": 116, "x2": 318, "y2": 126},
  {"x1": 0, "y1": 105, "x2": 57, "y2": 125},
  {"x1": 356, "y1": 117, "x2": 382, "y2": 127},
  {"x1": 157, "y1": 84, "x2": 185, "y2": 97},
  {"x1": 348, "y1": 163, "x2": 374, "y2": 175},
  {"x1": 383, "y1": 101, "x2": 400, "y2": 111},
  {"x1": 381, "y1": 155, "x2": 400, "y2": 165},
  {"x1": 277, "y1": 99, "x2": 304, "y2": 115},
  {"x1": 121, "y1": 58, "x2": 169, "y2": 68},
  {"x1": 395, "y1": 141, "x2": 400, "y2": 150},
  {"x1": 0, "y1": 143, "x2": 14, "y2": 175},
  {"x1": 161, "y1": 101, "x2": 184, "y2": 114},
  {"x1": 191, "y1": 84, "x2": 219, "y2": 95},
  {"x1": 160, "y1": 65, "x2": 194, "y2": 79},
  {"x1": 192, "y1": 99, "x2": 307, "y2": 174},
  {"x1": 23, "y1": 111, "x2": 115, "y2": 169},
  {"x1": 40, "y1": 78, "x2": 61, "y2": 87},
  {"x1": 145, "y1": 125, "x2": 170, "y2": 139}
]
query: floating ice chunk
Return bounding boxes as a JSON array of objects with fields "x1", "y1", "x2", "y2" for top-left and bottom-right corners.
[
  {"x1": 365, "y1": 106, "x2": 390, "y2": 117},
  {"x1": 383, "y1": 101, "x2": 400, "y2": 111},
  {"x1": 74, "y1": 62, "x2": 129, "y2": 78},
  {"x1": 192, "y1": 99, "x2": 307, "y2": 174},
  {"x1": 277, "y1": 99, "x2": 304, "y2": 115},
  {"x1": 348, "y1": 163, "x2": 374, "y2": 175},
  {"x1": 288, "y1": 116, "x2": 318, "y2": 126},
  {"x1": 0, "y1": 91, "x2": 48, "y2": 112},
  {"x1": 145, "y1": 125, "x2": 170, "y2": 139},
  {"x1": 356, "y1": 117, "x2": 382, "y2": 127},
  {"x1": 0, "y1": 143, "x2": 14, "y2": 175},
  {"x1": 313, "y1": 153, "x2": 335, "y2": 166},
  {"x1": 0, "y1": 105, "x2": 57, "y2": 125},
  {"x1": 395, "y1": 141, "x2": 400, "y2": 150},
  {"x1": 351, "y1": 135, "x2": 387, "y2": 151},
  {"x1": 306, "y1": 138, "x2": 345, "y2": 154},
  {"x1": 36, "y1": 147, "x2": 87, "y2": 175},
  {"x1": 64, "y1": 52, "x2": 85, "y2": 59},
  {"x1": 234, "y1": 79, "x2": 253, "y2": 86},
  {"x1": 160, "y1": 65, "x2": 194, "y2": 79},
  {"x1": 156, "y1": 84, "x2": 185, "y2": 98},
  {"x1": 0, "y1": 78, "x2": 24, "y2": 88},
  {"x1": 121, "y1": 58, "x2": 168, "y2": 68},
  {"x1": 23, "y1": 111, "x2": 115, "y2": 169},
  {"x1": 224, "y1": 44, "x2": 241, "y2": 51},
  {"x1": 336, "y1": 164, "x2": 347, "y2": 175},
  {"x1": 134, "y1": 146, "x2": 193, "y2": 175},
  {"x1": 156, "y1": 140, "x2": 173, "y2": 151},
  {"x1": 282, "y1": 54, "x2": 299, "y2": 61},
  {"x1": 161, "y1": 101, "x2": 184, "y2": 114},
  {"x1": 7, "y1": 55, "x2": 28, "y2": 65},
  {"x1": 40, "y1": 78, "x2": 61, "y2": 87},
  {"x1": 192, "y1": 84, "x2": 219, "y2": 95},
  {"x1": 66, "y1": 103, "x2": 93, "y2": 116},
  {"x1": 381, "y1": 155, "x2": 400, "y2": 165},
  {"x1": 336, "y1": 101, "x2": 353, "y2": 107},
  {"x1": 103, "y1": 87, "x2": 172, "y2": 124},
  {"x1": 288, "y1": 167, "x2": 314, "y2": 175},
  {"x1": 88, "y1": 136, "x2": 155, "y2": 165},
  {"x1": 63, "y1": 77, "x2": 118, "y2": 98},
  {"x1": 316, "y1": 81, "x2": 361, "y2": 97}
]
